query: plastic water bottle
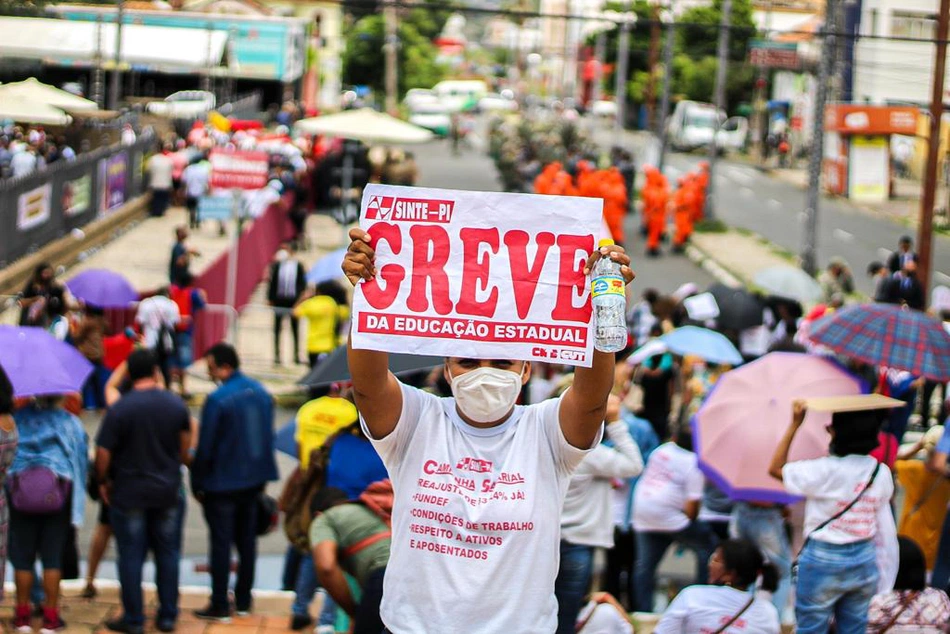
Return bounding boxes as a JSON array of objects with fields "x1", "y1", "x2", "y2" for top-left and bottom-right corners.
[{"x1": 591, "y1": 238, "x2": 628, "y2": 353}]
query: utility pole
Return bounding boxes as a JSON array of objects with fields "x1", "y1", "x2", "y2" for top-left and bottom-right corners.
[
  {"x1": 614, "y1": 17, "x2": 632, "y2": 132},
  {"x1": 383, "y1": 0, "x2": 399, "y2": 115},
  {"x1": 703, "y1": 0, "x2": 732, "y2": 221},
  {"x1": 108, "y1": 0, "x2": 124, "y2": 111},
  {"x1": 91, "y1": 14, "x2": 104, "y2": 109},
  {"x1": 800, "y1": 0, "x2": 837, "y2": 276},
  {"x1": 918, "y1": 0, "x2": 950, "y2": 295},
  {"x1": 656, "y1": 9, "x2": 674, "y2": 172},
  {"x1": 593, "y1": 30, "x2": 606, "y2": 104},
  {"x1": 645, "y1": 6, "x2": 661, "y2": 130}
]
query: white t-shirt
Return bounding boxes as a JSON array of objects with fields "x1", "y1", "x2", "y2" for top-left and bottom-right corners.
[
  {"x1": 632, "y1": 443, "x2": 704, "y2": 532},
  {"x1": 182, "y1": 162, "x2": 210, "y2": 198},
  {"x1": 783, "y1": 455, "x2": 892, "y2": 544},
  {"x1": 576, "y1": 601, "x2": 634, "y2": 634},
  {"x1": 362, "y1": 382, "x2": 600, "y2": 634},
  {"x1": 654, "y1": 586, "x2": 780, "y2": 634},
  {"x1": 148, "y1": 153, "x2": 175, "y2": 190},
  {"x1": 135, "y1": 296, "x2": 180, "y2": 349}
]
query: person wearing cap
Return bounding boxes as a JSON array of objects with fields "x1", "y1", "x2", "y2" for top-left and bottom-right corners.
[
  {"x1": 768, "y1": 397, "x2": 899, "y2": 633},
  {"x1": 341, "y1": 228, "x2": 635, "y2": 633}
]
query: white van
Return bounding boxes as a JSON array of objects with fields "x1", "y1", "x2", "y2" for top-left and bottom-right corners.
[
  {"x1": 432, "y1": 79, "x2": 488, "y2": 113},
  {"x1": 667, "y1": 100, "x2": 748, "y2": 152}
]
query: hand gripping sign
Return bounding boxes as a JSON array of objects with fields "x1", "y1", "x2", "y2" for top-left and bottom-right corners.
[{"x1": 350, "y1": 184, "x2": 604, "y2": 367}]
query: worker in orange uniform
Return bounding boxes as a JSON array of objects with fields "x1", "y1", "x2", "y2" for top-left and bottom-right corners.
[
  {"x1": 672, "y1": 175, "x2": 697, "y2": 252},
  {"x1": 575, "y1": 161, "x2": 598, "y2": 197},
  {"x1": 533, "y1": 162, "x2": 559, "y2": 195},
  {"x1": 642, "y1": 167, "x2": 669, "y2": 257},
  {"x1": 693, "y1": 161, "x2": 710, "y2": 223},
  {"x1": 602, "y1": 168, "x2": 628, "y2": 244},
  {"x1": 551, "y1": 164, "x2": 579, "y2": 197}
]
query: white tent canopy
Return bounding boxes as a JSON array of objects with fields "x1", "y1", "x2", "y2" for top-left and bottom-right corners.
[
  {"x1": 0, "y1": 78, "x2": 98, "y2": 112},
  {"x1": 0, "y1": 17, "x2": 229, "y2": 73},
  {"x1": 295, "y1": 109, "x2": 434, "y2": 144},
  {"x1": 0, "y1": 98, "x2": 72, "y2": 126}
]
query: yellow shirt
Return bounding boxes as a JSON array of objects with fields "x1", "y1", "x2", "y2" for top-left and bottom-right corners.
[
  {"x1": 896, "y1": 460, "x2": 950, "y2": 569},
  {"x1": 295, "y1": 397, "x2": 359, "y2": 468},
  {"x1": 293, "y1": 296, "x2": 349, "y2": 354}
]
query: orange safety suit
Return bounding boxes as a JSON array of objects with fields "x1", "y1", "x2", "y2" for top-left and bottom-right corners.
[{"x1": 673, "y1": 176, "x2": 696, "y2": 248}]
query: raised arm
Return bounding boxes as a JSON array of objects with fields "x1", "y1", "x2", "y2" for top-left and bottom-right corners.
[
  {"x1": 342, "y1": 227, "x2": 403, "y2": 439},
  {"x1": 559, "y1": 243, "x2": 635, "y2": 449},
  {"x1": 768, "y1": 400, "x2": 807, "y2": 481}
]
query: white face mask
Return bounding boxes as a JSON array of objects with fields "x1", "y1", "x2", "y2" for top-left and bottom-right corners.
[
  {"x1": 448, "y1": 364, "x2": 525, "y2": 424},
  {"x1": 275, "y1": 249, "x2": 290, "y2": 262}
]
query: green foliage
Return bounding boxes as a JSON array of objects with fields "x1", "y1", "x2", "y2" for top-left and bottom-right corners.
[
  {"x1": 342, "y1": 14, "x2": 446, "y2": 97},
  {"x1": 0, "y1": 0, "x2": 46, "y2": 15},
  {"x1": 676, "y1": 0, "x2": 757, "y2": 62}
]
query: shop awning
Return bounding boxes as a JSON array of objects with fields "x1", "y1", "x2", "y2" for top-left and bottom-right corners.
[{"x1": 0, "y1": 16, "x2": 230, "y2": 74}]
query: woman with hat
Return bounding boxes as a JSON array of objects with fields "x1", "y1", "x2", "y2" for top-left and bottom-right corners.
[{"x1": 768, "y1": 396, "x2": 899, "y2": 633}]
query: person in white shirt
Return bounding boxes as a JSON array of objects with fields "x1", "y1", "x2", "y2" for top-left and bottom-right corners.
[
  {"x1": 556, "y1": 392, "x2": 643, "y2": 633},
  {"x1": 10, "y1": 146, "x2": 37, "y2": 178},
  {"x1": 341, "y1": 228, "x2": 635, "y2": 634},
  {"x1": 632, "y1": 428, "x2": 718, "y2": 613},
  {"x1": 654, "y1": 538, "x2": 781, "y2": 634},
  {"x1": 147, "y1": 145, "x2": 176, "y2": 217},
  {"x1": 135, "y1": 289, "x2": 181, "y2": 386},
  {"x1": 768, "y1": 399, "x2": 900, "y2": 634},
  {"x1": 181, "y1": 155, "x2": 211, "y2": 229},
  {"x1": 575, "y1": 592, "x2": 634, "y2": 634}
]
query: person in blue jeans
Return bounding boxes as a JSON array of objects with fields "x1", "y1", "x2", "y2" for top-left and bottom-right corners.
[
  {"x1": 631, "y1": 427, "x2": 717, "y2": 613},
  {"x1": 96, "y1": 349, "x2": 191, "y2": 634},
  {"x1": 191, "y1": 343, "x2": 279, "y2": 621},
  {"x1": 730, "y1": 502, "x2": 792, "y2": 620},
  {"x1": 555, "y1": 393, "x2": 643, "y2": 633},
  {"x1": 769, "y1": 399, "x2": 899, "y2": 634},
  {"x1": 928, "y1": 423, "x2": 950, "y2": 591}
]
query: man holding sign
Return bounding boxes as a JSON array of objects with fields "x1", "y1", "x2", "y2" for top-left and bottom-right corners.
[{"x1": 342, "y1": 185, "x2": 634, "y2": 633}]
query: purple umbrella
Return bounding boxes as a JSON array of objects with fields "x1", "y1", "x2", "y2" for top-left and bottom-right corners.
[
  {"x1": 0, "y1": 326, "x2": 94, "y2": 397},
  {"x1": 65, "y1": 269, "x2": 138, "y2": 308}
]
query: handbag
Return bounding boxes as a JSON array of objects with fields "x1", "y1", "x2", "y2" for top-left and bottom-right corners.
[
  {"x1": 792, "y1": 463, "x2": 881, "y2": 575},
  {"x1": 9, "y1": 467, "x2": 72, "y2": 514}
]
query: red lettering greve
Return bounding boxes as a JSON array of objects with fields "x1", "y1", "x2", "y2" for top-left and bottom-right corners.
[{"x1": 361, "y1": 222, "x2": 404, "y2": 309}]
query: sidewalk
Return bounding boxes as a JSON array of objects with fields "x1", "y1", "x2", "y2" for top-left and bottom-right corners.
[
  {"x1": 3, "y1": 581, "x2": 298, "y2": 634},
  {"x1": 1, "y1": 204, "x2": 343, "y2": 402},
  {"x1": 686, "y1": 228, "x2": 799, "y2": 291}
]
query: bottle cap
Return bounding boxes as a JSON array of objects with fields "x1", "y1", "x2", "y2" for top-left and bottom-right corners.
[{"x1": 598, "y1": 238, "x2": 615, "y2": 248}]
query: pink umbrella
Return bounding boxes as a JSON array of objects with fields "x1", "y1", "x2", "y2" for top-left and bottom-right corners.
[{"x1": 692, "y1": 352, "x2": 864, "y2": 504}]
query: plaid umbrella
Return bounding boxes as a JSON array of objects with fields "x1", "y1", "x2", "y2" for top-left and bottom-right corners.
[{"x1": 806, "y1": 303, "x2": 950, "y2": 381}]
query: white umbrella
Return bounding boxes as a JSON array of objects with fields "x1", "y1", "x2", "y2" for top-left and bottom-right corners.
[
  {"x1": 0, "y1": 98, "x2": 71, "y2": 126},
  {"x1": 295, "y1": 108, "x2": 434, "y2": 144},
  {"x1": 0, "y1": 78, "x2": 98, "y2": 112},
  {"x1": 627, "y1": 339, "x2": 669, "y2": 365},
  {"x1": 753, "y1": 266, "x2": 823, "y2": 304}
]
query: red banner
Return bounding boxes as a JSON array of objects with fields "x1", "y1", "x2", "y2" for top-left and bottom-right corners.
[{"x1": 209, "y1": 149, "x2": 269, "y2": 190}]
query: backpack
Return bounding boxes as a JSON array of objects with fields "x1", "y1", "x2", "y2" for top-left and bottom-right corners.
[{"x1": 340, "y1": 480, "x2": 394, "y2": 559}]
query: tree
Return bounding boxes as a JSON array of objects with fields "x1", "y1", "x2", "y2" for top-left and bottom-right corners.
[
  {"x1": 343, "y1": 14, "x2": 446, "y2": 97},
  {"x1": 676, "y1": 0, "x2": 756, "y2": 62},
  {"x1": 0, "y1": 0, "x2": 46, "y2": 16}
]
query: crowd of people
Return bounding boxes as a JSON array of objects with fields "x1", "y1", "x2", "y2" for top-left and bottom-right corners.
[{"x1": 0, "y1": 125, "x2": 78, "y2": 179}]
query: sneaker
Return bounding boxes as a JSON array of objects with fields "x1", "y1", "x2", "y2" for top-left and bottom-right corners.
[
  {"x1": 193, "y1": 606, "x2": 231, "y2": 623},
  {"x1": 290, "y1": 614, "x2": 313, "y2": 631},
  {"x1": 39, "y1": 616, "x2": 66, "y2": 634},
  {"x1": 104, "y1": 618, "x2": 144, "y2": 634},
  {"x1": 13, "y1": 609, "x2": 32, "y2": 633},
  {"x1": 234, "y1": 600, "x2": 252, "y2": 617},
  {"x1": 155, "y1": 619, "x2": 176, "y2": 633}
]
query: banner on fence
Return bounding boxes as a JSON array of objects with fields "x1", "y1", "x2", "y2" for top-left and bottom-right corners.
[
  {"x1": 63, "y1": 175, "x2": 92, "y2": 216},
  {"x1": 198, "y1": 194, "x2": 234, "y2": 221},
  {"x1": 99, "y1": 153, "x2": 127, "y2": 214},
  {"x1": 210, "y1": 149, "x2": 269, "y2": 190},
  {"x1": 17, "y1": 184, "x2": 52, "y2": 231},
  {"x1": 350, "y1": 185, "x2": 603, "y2": 367}
]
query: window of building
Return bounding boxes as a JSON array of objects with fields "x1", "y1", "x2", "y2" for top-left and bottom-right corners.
[{"x1": 890, "y1": 10, "x2": 936, "y2": 39}]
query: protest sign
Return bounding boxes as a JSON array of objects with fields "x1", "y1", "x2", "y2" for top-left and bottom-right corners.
[{"x1": 350, "y1": 185, "x2": 604, "y2": 367}]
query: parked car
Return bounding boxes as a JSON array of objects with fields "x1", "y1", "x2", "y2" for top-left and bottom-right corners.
[
  {"x1": 403, "y1": 88, "x2": 439, "y2": 111},
  {"x1": 146, "y1": 90, "x2": 216, "y2": 119},
  {"x1": 432, "y1": 79, "x2": 488, "y2": 113},
  {"x1": 408, "y1": 101, "x2": 451, "y2": 136},
  {"x1": 478, "y1": 91, "x2": 518, "y2": 113},
  {"x1": 589, "y1": 100, "x2": 618, "y2": 118}
]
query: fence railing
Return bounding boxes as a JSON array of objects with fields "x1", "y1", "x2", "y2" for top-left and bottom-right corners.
[
  {"x1": 217, "y1": 91, "x2": 262, "y2": 120},
  {"x1": 0, "y1": 130, "x2": 155, "y2": 267}
]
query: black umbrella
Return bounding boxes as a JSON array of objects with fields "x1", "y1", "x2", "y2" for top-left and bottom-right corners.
[
  {"x1": 299, "y1": 344, "x2": 444, "y2": 388},
  {"x1": 706, "y1": 283, "x2": 764, "y2": 331}
]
